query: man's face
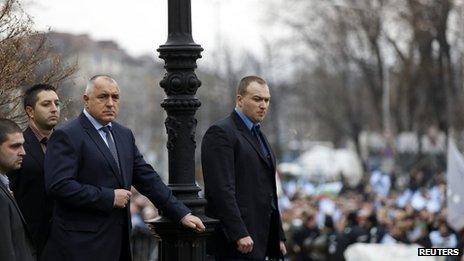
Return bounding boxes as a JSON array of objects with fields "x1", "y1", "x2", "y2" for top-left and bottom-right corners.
[
  {"x1": 0, "y1": 133, "x2": 25, "y2": 172},
  {"x1": 236, "y1": 82, "x2": 271, "y2": 123},
  {"x1": 26, "y1": 90, "x2": 60, "y2": 130},
  {"x1": 83, "y1": 79, "x2": 120, "y2": 125}
]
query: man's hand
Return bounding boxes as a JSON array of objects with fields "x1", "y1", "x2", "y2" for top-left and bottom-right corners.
[
  {"x1": 280, "y1": 241, "x2": 287, "y2": 255},
  {"x1": 180, "y1": 214, "x2": 206, "y2": 232},
  {"x1": 236, "y1": 236, "x2": 253, "y2": 254},
  {"x1": 114, "y1": 189, "x2": 132, "y2": 208}
]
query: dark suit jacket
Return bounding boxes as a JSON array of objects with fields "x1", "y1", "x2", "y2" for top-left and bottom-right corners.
[
  {"x1": 201, "y1": 111, "x2": 285, "y2": 260},
  {"x1": 0, "y1": 180, "x2": 36, "y2": 261},
  {"x1": 7, "y1": 127, "x2": 54, "y2": 258},
  {"x1": 42, "y1": 113, "x2": 190, "y2": 261}
]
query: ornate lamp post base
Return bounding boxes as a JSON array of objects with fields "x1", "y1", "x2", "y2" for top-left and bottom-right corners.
[
  {"x1": 148, "y1": 215, "x2": 217, "y2": 260},
  {"x1": 148, "y1": 185, "x2": 218, "y2": 260}
]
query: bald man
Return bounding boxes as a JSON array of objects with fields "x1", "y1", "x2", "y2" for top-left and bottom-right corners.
[{"x1": 42, "y1": 75, "x2": 205, "y2": 261}]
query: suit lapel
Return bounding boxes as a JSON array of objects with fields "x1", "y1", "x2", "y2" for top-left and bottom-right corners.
[
  {"x1": 231, "y1": 112, "x2": 272, "y2": 168},
  {"x1": 23, "y1": 127, "x2": 44, "y2": 168},
  {"x1": 0, "y1": 181, "x2": 28, "y2": 226},
  {"x1": 79, "y1": 114, "x2": 123, "y2": 186}
]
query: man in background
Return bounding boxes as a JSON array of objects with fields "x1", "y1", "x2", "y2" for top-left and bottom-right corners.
[
  {"x1": 0, "y1": 118, "x2": 36, "y2": 260},
  {"x1": 8, "y1": 84, "x2": 60, "y2": 258}
]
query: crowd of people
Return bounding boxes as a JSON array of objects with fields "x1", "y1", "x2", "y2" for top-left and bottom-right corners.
[
  {"x1": 128, "y1": 151, "x2": 461, "y2": 260},
  {"x1": 278, "y1": 159, "x2": 461, "y2": 260}
]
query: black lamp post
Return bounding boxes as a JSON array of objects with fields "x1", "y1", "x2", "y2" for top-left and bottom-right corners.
[{"x1": 147, "y1": 0, "x2": 217, "y2": 260}]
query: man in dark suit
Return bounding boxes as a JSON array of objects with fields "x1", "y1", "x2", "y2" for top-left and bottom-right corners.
[
  {"x1": 42, "y1": 75, "x2": 205, "y2": 261},
  {"x1": 0, "y1": 118, "x2": 36, "y2": 260},
  {"x1": 7, "y1": 84, "x2": 60, "y2": 258},
  {"x1": 201, "y1": 76, "x2": 286, "y2": 260}
]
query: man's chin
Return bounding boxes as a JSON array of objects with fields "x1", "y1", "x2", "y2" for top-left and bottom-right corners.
[
  {"x1": 46, "y1": 121, "x2": 59, "y2": 129},
  {"x1": 101, "y1": 116, "x2": 115, "y2": 124}
]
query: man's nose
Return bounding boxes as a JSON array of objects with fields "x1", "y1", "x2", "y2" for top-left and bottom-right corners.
[
  {"x1": 51, "y1": 103, "x2": 58, "y2": 112},
  {"x1": 107, "y1": 98, "x2": 115, "y2": 106}
]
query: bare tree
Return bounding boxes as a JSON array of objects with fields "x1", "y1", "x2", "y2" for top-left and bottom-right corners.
[
  {"x1": 268, "y1": 0, "x2": 462, "y2": 153},
  {"x1": 0, "y1": 0, "x2": 75, "y2": 123}
]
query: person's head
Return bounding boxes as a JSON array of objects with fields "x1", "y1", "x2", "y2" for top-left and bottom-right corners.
[
  {"x1": 235, "y1": 76, "x2": 270, "y2": 123},
  {"x1": 83, "y1": 75, "x2": 120, "y2": 125},
  {"x1": 303, "y1": 210, "x2": 317, "y2": 228},
  {"x1": 391, "y1": 221, "x2": 407, "y2": 238},
  {"x1": 0, "y1": 119, "x2": 25, "y2": 173},
  {"x1": 24, "y1": 84, "x2": 60, "y2": 131},
  {"x1": 346, "y1": 211, "x2": 358, "y2": 227},
  {"x1": 438, "y1": 221, "x2": 450, "y2": 236},
  {"x1": 324, "y1": 215, "x2": 335, "y2": 230}
]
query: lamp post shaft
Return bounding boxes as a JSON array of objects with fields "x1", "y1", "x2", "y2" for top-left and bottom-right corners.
[{"x1": 148, "y1": 1, "x2": 217, "y2": 260}]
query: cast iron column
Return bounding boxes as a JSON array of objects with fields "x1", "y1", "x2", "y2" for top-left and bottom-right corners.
[{"x1": 147, "y1": 0, "x2": 217, "y2": 260}]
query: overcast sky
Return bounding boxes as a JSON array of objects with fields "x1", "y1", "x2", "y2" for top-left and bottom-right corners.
[{"x1": 27, "y1": 0, "x2": 268, "y2": 62}]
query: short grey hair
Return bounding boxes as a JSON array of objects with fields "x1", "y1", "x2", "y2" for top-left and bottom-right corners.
[
  {"x1": 85, "y1": 75, "x2": 119, "y2": 95},
  {"x1": 236, "y1": 75, "x2": 267, "y2": 96}
]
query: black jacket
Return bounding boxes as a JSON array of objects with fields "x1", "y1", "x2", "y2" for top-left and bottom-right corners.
[
  {"x1": 202, "y1": 111, "x2": 285, "y2": 259},
  {"x1": 0, "y1": 180, "x2": 36, "y2": 260},
  {"x1": 41, "y1": 113, "x2": 190, "y2": 261}
]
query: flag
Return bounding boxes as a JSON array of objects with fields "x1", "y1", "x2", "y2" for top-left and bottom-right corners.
[{"x1": 446, "y1": 137, "x2": 464, "y2": 231}]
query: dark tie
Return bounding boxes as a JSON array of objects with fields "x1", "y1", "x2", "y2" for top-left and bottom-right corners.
[
  {"x1": 251, "y1": 125, "x2": 277, "y2": 210},
  {"x1": 100, "y1": 126, "x2": 120, "y2": 170},
  {"x1": 252, "y1": 125, "x2": 269, "y2": 157},
  {"x1": 40, "y1": 137, "x2": 47, "y2": 152}
]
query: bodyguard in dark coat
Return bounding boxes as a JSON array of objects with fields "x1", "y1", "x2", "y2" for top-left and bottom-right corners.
[
  {"x1": 202, "y1": 76, "x2": 286, "y2": 260},
  {"x1": 42, "y1": 75, "x2": 205, "y2": 261},
  {"x1": 0, "y1": 119, "x2": 36, "y2": 261},
  {"x1": 7, "y1": 84, "x2": 60, "y2": 258}
]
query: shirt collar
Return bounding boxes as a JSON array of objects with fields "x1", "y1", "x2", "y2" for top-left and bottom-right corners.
[
  {"x1": 83, "y1": 109, "x2": 112, "y2": 131},
  {"x1": 29, "y1": 120, "x2": 52, "y2": 142},
  {"x1": 0, "y1": 174, "x2": 9, "y2": 189},
  {"x1": 234, "y1": 107, "x2": 259, "y2": 131}
]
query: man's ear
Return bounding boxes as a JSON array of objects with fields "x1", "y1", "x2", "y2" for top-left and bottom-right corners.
[
  {"x1": 83, "y1": 95, "x2": 89, "y2": 108},
  {"x1": 25, "y1": 106, "x2": 34, "y2": 119},
  {"x1": 236, "y1": 95, "x2": 242, "y2": 107}
]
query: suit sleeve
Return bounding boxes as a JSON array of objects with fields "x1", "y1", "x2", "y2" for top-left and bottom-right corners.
[
  {"x1": 0, "y1": 196, "x2": 16, "y2": 260},
  {"x1": 130, "y1": 132, "x2": 190, "y2": 223},
  {"x1": 44, "y1": 129, "x2": 114, "y2": 213},
  {"x1": 201, "y1": 126, "x2": 249, "y2": 242}
]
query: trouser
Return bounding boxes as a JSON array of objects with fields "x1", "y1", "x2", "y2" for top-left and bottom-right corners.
[{"x1": 119, "y1": 213, "x2": 131, "y2": 261}]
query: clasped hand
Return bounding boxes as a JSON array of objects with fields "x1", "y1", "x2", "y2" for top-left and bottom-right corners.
[{"x1": 114, "y1": 189, "x2": 131, "y2": 208}]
